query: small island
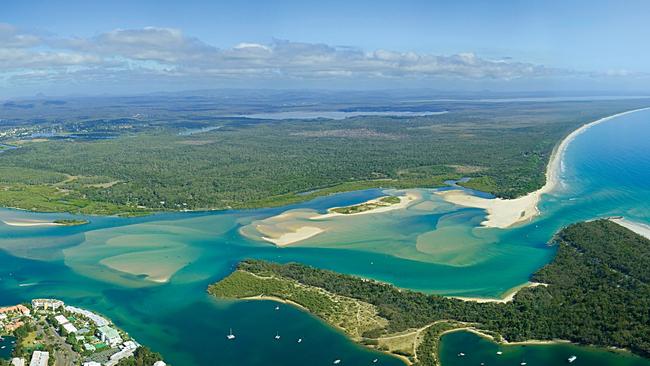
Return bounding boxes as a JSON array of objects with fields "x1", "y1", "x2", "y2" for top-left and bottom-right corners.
[
  {"x1": 209, "y1": 220, "x2": 650, "y2": 365},
  {"x1": 53, "y1": 219, "x2": 90, "y2": 226},
  {"x1": 0, "y1": 298, "x2": 166, "y2": 366},
  {"x1": 330, "y1": 195, "x2": 402, "y2": 214}
]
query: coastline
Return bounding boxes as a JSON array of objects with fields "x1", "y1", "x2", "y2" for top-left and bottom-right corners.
[
  {"x1": 610, "y1": 218, "x2": 650, "y2": 240},
  {"x1": 437, "y1": 107, "x2": 650, "y2": 229}
]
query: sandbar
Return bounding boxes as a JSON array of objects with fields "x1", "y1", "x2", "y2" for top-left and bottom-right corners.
[
  {"x1": 261, "y1": 226, "x2": 325, "y2": 246},
  {"x1": 437, "y1": 108, "x2": 650, "y2": 228},
  {"x1": 313, "y1": 192, "x2": 419, "y2": 220},
  {"x1": 1, "y1": 219, "x2": 62, "y2": 227}
]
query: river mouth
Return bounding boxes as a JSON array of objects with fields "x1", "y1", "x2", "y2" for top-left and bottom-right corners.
[{"x1": 1, "y1": 109, "x2": 649, "y2": 365}]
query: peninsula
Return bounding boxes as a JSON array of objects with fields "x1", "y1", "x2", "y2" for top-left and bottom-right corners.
[{"x1": 210, "y1": 220, "x2": 650, "y2": 365}]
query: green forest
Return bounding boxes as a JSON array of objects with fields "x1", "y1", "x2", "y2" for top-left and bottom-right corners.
[
  {"x1": 0, "y1": 98, "x2": 648, "y2": 214},
  {"x1": 209, "y1": 220, "x2": 650, "y2": 365}
]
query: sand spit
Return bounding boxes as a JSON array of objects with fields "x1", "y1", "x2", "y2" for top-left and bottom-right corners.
[
  {"x1": 437, "y1": 108, "x2": 650, "y2": 228},
  {"x1": 1, "y1": 219, "x2": 62, "y2": 227}
]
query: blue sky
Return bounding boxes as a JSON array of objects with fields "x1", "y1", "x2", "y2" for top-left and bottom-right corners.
[{"x1": 2, "y1": 0, "x2": 649, "y2": 97}]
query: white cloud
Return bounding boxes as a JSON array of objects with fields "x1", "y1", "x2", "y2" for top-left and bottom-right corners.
[{"x1": 0, "y1": 24, "x2": 646, "y2": 94}]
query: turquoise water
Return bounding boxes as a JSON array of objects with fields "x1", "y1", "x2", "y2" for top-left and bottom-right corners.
[{"x1": 1, "y1": 109, "x2": 649, "y2": 365}]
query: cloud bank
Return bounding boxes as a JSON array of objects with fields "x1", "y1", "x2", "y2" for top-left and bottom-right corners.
[{"x1": 0, "y1": 23, "x2": 645, "y2": 96}]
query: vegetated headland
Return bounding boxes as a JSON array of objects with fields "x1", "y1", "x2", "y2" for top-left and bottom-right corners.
[{"x1": 209, "y1": 220, "x2": 650, "y2": 366}]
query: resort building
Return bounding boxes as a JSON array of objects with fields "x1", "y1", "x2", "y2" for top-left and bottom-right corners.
[
  {"x1": 64, "y1": 305, "x2": 109, "y2": 327},
  {"x1": 31, "y1": 299, "x2": 64, "y2": 311},
  {"x1": 28, "y1": 351, "x2": 49, "y2": 366},
  {"x1": 97, "y1": 325, "x2": 122, "y2": 347},
  {"x1": 54, "y1": 314, "x2": 69, "y2": 325},
  {"x1": 10, "y1": 358, "x2": 25, "y2": 366},
  {"x1": 62, "y1": 322, "x2": 78, "y2": 334},
  {"x1": 82, "y1": 362, "x2": 101, "y2": 366}
]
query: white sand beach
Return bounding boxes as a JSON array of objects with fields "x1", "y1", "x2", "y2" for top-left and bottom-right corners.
[
  {"x1": 452, "y1": 282, "x2": 547, "y2": 303},
  {"x1": 610, "y1": 218, "x2": 650, "y2": 240},
  {"x1": 437, "y1": 108, "x2": 650, "y2": 228},
  {"x1": 261, "y1": 226, "x2": 325, "y2": 246}
]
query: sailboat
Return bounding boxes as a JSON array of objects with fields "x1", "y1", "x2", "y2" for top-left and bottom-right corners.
[
  {"x1": 226, "y1": 328, "x2": 235, "y2": 340},
  {"x1": 568, "y1": 355, "x2": 577, "y2": 363}
]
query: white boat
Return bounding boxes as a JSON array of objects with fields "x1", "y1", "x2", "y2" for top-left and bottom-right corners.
[
  {"x1": 458, "y1": 352, "x2": 465, "y2": 357},
  {"x1": 496, "y1": 351, "x2": 503, "y2": 355},
  {"x1": 521, "y1": 362, "x2": 527, "y2": 365},
  {"x1": 297, "y1": 338, "x2": 302, "y2": 343},
  {"x1": 333, "y1": 360, "x2": 341, "y2": 365},
  {"x1": 568, "y1": 355, "x2": 577, "y2": 363},
  {"x1": 226, "y1": 328, "x2": 235, "y2": 340},
  {"x1": 274, "y1": 332, "x2": 281, "y2": 340},
  {"x1": 275, "y1": 306, "x2": 280, "y2": 310},
  {"x1": 373, "y1": 359, "x2": 378, "y2": 363}
]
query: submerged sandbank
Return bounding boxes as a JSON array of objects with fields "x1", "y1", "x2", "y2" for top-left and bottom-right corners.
[
  {"x1": 610, "y1": 218, "x2": 650, "y2": 240},
  {"x1": 437, "y1": 108, "x2": 650, "y2": 228}
]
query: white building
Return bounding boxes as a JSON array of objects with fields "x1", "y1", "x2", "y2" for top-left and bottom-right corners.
[
  {"x1": 64, "y1": 306, "x2": 109, "y2": 327},
  {"x1": 153, "y1": 361, "x2": 167, "y2": 366},
  {"x1": 82, "y1": 362, "x2": 101, "y2": 366},
  {"x1": 28, "y1": 351, "x2": 48, "y2": 366},
  {"x1": 54, "y1": 315, "x2": 69, "y2": 325},
  {"x1": 11, "y1": 358, "x2": 25, "y2": 366},
  {"x1": 97, "y1": 325, "x2": 122, "y2": 347},
  {"x1": 31, "y1": 299, "x2": 64, "y2": 311},
  {"x1": 62, "y1": 322, "x2": 78, "y2": 334}
]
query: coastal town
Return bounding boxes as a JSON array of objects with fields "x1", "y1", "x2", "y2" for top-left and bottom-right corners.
[{"x1": 0, "y1": 299, "x2": 165, "y2": 366}]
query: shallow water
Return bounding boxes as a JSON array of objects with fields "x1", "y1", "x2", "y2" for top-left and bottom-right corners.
[{"x1": 1, "y1": 109, "x2": 649, "y2": 365}]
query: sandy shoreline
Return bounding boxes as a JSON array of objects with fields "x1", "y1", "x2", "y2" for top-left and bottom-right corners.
[
  {"x1": 452, "y1": 282, "x2": 547, "y2": 304},
  {"x1": 437, "y1": 107, "x2": 650, "y2": 228},
  {"x1": 610, "y1": 218, "x2": 650, "y2": 240}
]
